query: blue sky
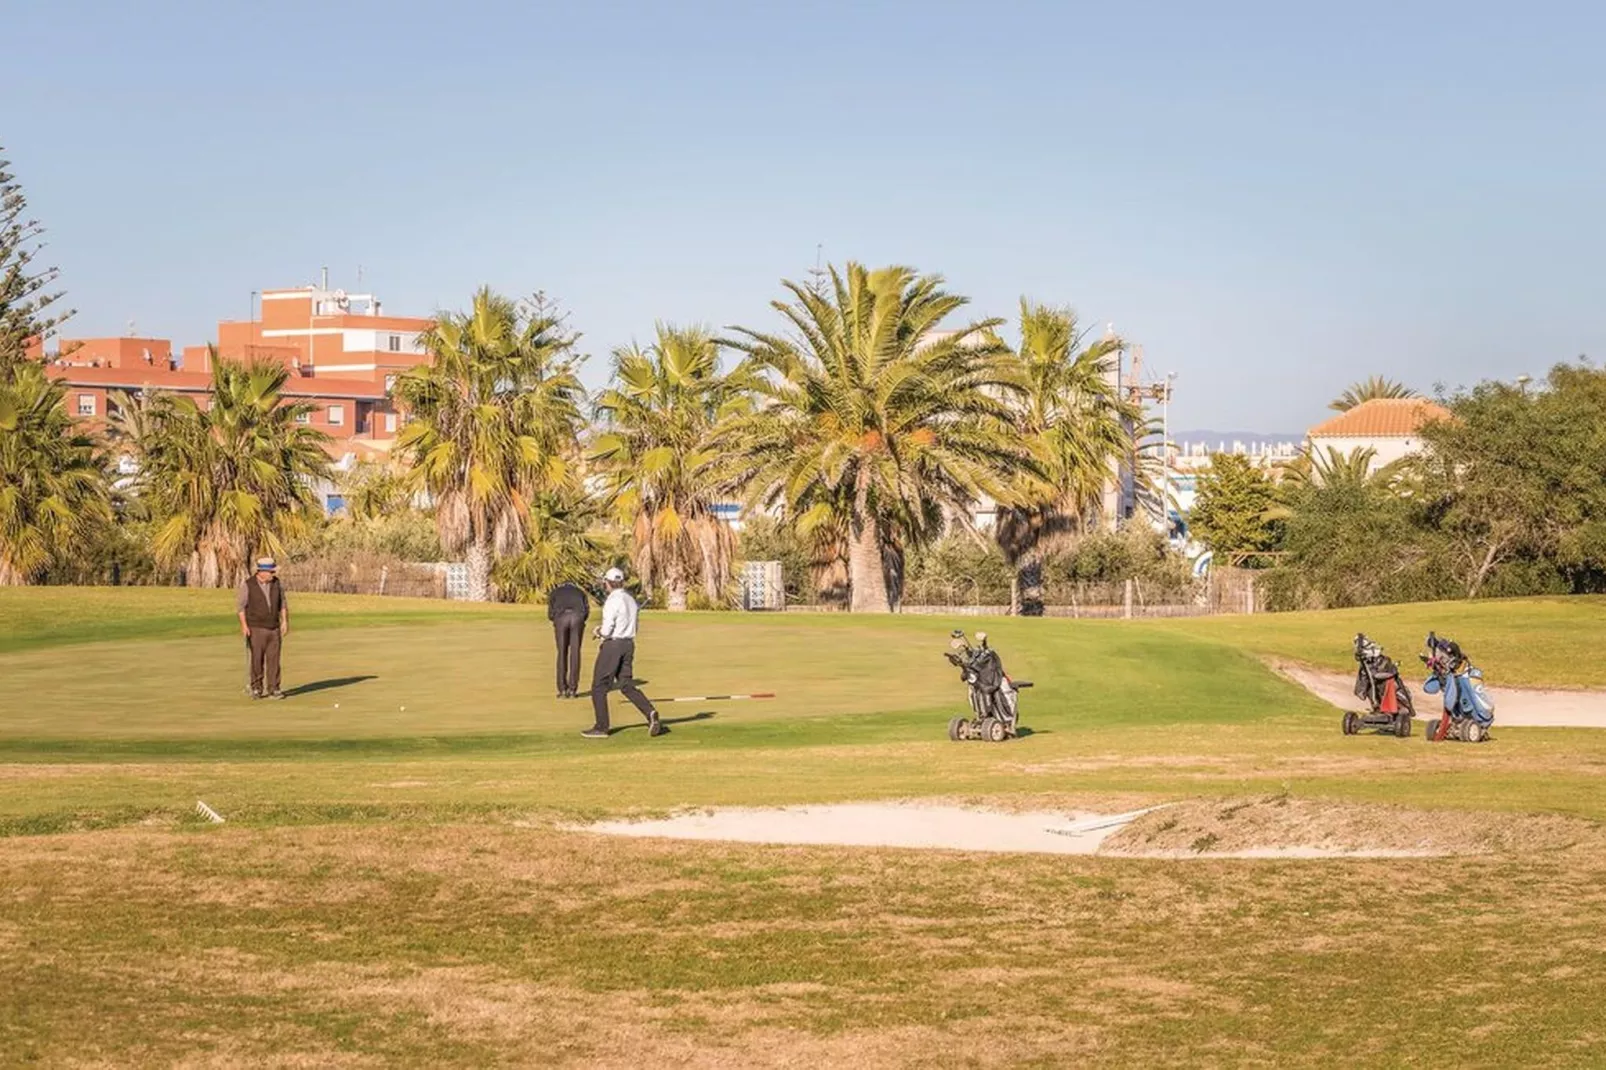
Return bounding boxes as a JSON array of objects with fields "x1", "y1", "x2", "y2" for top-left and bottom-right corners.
[{"x1": 6, "y1": 0, "x2": 1603, "y2": 430}]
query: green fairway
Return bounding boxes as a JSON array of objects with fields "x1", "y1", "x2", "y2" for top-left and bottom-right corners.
[{"x1": 4, "y1": 587, "x2": 1606, "y2": 1067}]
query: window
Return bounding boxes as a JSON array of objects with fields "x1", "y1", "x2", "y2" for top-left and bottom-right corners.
[
  {"x1": 77, "y1": 394, "x2": 96, "y2": 416},
  {"x1": 327, "y1": 405, "x2": 345, "y2": 426},
  {"x1": 384, "y1": 374, "x2": 397, "y2": 394},
  {"x1": 383, "y1": 412, "x2": 398, "y2": 433},
  {"x1": 295, "y1": 410, "x2": 310, "y2": 425},
  {"x1": 388, "y1": 334, "x2": 402, "y2": 352}
]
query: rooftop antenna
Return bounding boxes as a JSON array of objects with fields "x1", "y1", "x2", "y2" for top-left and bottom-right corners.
[
  {"x1": 126, "y1": 319, "x2": 136, "y2": 336},
  {"x1": 321, "y1": 266, "x2": 329, "y2": 291},
  {"x1": 807, "y1": 243, "x2": 827, "y2": 296},
  {"x1": 356, "y1": 264, "x2": 364, "y2": 290}
]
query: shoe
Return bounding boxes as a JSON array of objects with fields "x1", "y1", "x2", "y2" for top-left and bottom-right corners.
[
  {"x1": 580, "y1": 728, "x2": 610, "y2": 739},
  {"x1": 267, "y1": 691, "x2": 285, "y2": 700},
  {"x1": 648, "y1": 715, "x2": 666, "y2": 738},
  {"x1": 249, "y1": 690, "x2": 262, "y2": 700}
]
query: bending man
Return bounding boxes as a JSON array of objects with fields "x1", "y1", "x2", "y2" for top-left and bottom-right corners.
[
  {"x1": 547, "y1": 580, "x2": 590, "y2": 698},
  {"x1": 583, "y1": 567, "x2": 664, "y2": 739}
]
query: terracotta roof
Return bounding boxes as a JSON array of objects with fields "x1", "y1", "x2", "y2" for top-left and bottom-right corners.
[{"x1": 1308, "y1": 397, "x2": 1451, "y2": 438}]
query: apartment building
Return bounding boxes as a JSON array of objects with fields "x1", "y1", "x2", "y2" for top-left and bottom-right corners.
[{"x1": 32, "y1": 284, "x2": 432, "y2": 457}]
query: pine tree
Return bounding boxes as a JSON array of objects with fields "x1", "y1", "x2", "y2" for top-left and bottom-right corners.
[{"x1": 0, "y1": 147, "x2": 73, "y2": 379}]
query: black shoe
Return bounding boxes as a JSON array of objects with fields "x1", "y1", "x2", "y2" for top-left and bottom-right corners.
[{"x1": 580, "y1": 728, "x2": 610, "y2": 739}]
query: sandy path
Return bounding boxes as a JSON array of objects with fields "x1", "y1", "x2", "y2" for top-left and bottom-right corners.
[
  {"x1": 582, "y1": 803, "x2": 1437, "y2": 858},
  {"x1": 1275, "y1": 662, "x2": 1606, "y2": 728}
]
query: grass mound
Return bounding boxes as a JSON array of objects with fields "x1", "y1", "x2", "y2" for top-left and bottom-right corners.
[{"x1": 1105, "y1": 794, "x2": 1606, "y2": 857}]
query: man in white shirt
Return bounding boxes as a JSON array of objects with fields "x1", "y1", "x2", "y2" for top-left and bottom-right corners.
[{"x1": 583, "y1": 567, "x2": 665, "y2": 739}]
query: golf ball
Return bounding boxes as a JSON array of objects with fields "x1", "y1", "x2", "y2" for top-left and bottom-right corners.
[
  {"x1": 400, "y1": 706, "x2": 407, "y2": 712},
  {"x1": 334, "y1": 703, "x2": 340, "y2": 708}
]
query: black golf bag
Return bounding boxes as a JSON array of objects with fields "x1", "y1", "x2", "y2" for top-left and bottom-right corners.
[{"x1": 944, "y1": 630, "x2": 1031, "y2": 742}]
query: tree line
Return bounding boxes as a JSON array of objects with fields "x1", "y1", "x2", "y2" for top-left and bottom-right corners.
[
  {"x1": 1188, "y1": 364, "x2": 1606, "y2": 608},
  {"x1": 3, "y1": 151, "x2": 1147, "y2": 610}
]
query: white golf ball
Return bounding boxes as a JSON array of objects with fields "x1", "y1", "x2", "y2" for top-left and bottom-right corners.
[
  {"x1": 334, "y1": 703, "x2": 340, "y2": 709},
  {"x1": 400, "y1": 706, "x2": 406, "y2": 712}
]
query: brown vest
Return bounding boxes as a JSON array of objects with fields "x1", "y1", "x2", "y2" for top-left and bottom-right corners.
[{"x1": 244, "y1": 579, "x2": 283, "y2": 630}]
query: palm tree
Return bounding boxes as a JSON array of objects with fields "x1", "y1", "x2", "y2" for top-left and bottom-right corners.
[
  {"x1": 1330, "y1": 376, "x2": 1418, "y2": 412},
  {"x1": 393, "y1": 288, "x2": 584, "y2": 601},
  {"x1": 118, "y1": 355, "x2": 330, "y2": 586},
  {"x1": 590, "y1": 325, "x2": 745, "y2": 610},
  {"x1": 338, "y1": 460, "x2": 411, "y2": 523},
  {"x1": 992, "y1": 301, "x2": 1138, "y2": 615},
  {"x1": 723, "y1": 263, "x2": 1029, "y2": 612},
  {"x1": 492, "y1": 484, "x2": 613, "y2": 602},
  {"x1": 0, "y1": 363, "x2": 112, "y2": 584}
]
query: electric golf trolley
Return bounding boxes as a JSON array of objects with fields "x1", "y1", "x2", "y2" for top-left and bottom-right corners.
[{"x1": 944, "y1": 629, "x2": 1031, "y2": 742}]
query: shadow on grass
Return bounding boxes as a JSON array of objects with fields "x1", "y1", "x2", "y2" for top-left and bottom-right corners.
[
  {"x1": 613, "y1": 711, "x2": 718, "y2": 734},
  {"x1": 282, "y1": 675, "x2": 378, "y2": 697}
]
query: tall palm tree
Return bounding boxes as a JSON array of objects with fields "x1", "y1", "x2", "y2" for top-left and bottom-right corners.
[
  {"x1": 993, "y1": 300, "x2": 1139, "y2": 615},
  {"x1": 590, "y1": 325, "x2": 745, "y2": 610},
  {"x1": 0, "y1": 363, "x2": 112, "y2": 584},
  {"x1": 723, "y1": 263, "x2": 1028, "y2": 613},
  {"x1": 120, "y1": 355, "x2": 330, "y2": 587},
  {"x1": 393, "y1": 288, "x2": 584, "y2": 601},
  {"x1": 1330, "y1": 376, "x2": 1418, "y2": 412}
]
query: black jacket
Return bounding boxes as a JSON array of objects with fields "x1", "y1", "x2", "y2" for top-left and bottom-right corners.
[{"x1": 547, "y1": 582, "x2": 590, "y2": 622}]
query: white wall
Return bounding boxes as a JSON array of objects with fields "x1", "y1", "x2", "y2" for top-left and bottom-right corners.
[{"x1": 1308, "y1": 435, "x2": 1420, "y2": 472}]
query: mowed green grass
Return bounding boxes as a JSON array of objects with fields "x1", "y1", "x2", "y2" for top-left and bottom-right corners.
[{"x1": 4, "y1": 587, "x2": 1606, "y2": 1067}]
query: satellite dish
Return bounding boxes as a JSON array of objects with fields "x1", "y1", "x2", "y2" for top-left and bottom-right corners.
[{"x1": 334, "y1": 289, "x2": 349, "y2": 309}]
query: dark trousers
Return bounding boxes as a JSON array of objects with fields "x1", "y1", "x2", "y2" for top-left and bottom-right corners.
[
  {"x1": 248, "y1": 627, "x2": 282, "y2": 694},
  {"x1": 590, "y1": 638, "x2": 656, "y2": 732},
  {"x1": 553, "y1": 611, "x2": 584, "y2": 694}
]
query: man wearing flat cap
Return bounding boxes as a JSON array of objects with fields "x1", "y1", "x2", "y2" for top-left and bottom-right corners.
[{"x1": 237, "y1": 557, "x2": 290, "y2": 699}]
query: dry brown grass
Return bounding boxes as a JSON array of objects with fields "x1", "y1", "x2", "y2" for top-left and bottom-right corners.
[{"x1": 6, "y1": 818, "x2": 1606, "y2": 1067}]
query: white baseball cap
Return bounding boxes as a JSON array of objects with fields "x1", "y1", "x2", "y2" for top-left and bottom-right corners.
[{"x1": 603, "y1": 567, "x2": 626, "y2": 583}]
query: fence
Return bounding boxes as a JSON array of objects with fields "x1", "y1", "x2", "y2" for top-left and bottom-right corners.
[
  {"x1": 784, "y1": 569, "x2": 1267, "y2": 617},
  {"x1": 277, "y1": 555, "x2": 452, "y2": 599}
]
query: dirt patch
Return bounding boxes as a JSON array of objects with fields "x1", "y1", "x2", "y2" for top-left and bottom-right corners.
[
  {"x1": 1274, "y1": 660, "x2": 1606, "y2": 729},
  {"x1": 1103, "y1": 795, "x2": 1606, "y2": 858}
]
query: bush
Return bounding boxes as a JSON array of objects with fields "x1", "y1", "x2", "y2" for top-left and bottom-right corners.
[
  {"x1": 291, "y1": 510, "x2": 443, "y2": 563},
  {"x1": 903, "y1": 536, "x2": 1013, "y2": 605}
]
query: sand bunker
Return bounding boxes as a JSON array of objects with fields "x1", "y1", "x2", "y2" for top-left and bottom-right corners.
[
  {"x1": 1277, "y1": 662, "x2": 1606, "y2": 728},
  {"x1": 581, "y1": 801, "x2": 1481, "y2": 859}
]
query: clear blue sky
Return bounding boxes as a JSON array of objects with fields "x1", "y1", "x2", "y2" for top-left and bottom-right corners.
[{"x1": 6, "y1": 0, "x2": 1603, "y2": 431}]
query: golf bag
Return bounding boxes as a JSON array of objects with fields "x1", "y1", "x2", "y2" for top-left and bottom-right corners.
[
  {"x1": 944, "y1": 630, "x2": 1031, "y2": 742},
  {"x1": 1420, "y1": 632, "x2": 1495, "y2": 743},
  {"x1": 1344, "y1": 633, "x2": 1415, "y2": 736}
]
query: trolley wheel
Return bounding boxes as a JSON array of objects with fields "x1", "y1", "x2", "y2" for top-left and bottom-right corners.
[
  {"x1": 948, "y1": 717, "x2": 966, "y2": 742},
  {"x1": 1342, "y1": 712, "x2": 1359, "y2": 736},
  {"x1": 985, "y1": 717, "x2": 1008, "y2": 743},
  {"x1": 1399, "y1": 688, "x2": 1415, "y2": 716},
  {"x1": 1464, "y1": 721, "x2": 1484, "y2": 744},
  {"x1": 1395, "y1": 713, "x2": 1412, "y2": 738}
]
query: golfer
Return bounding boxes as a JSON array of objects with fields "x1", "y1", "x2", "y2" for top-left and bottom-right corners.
[
  {"x1": 547, "y1": 579, "x2": 590, "y2": 698},
  {"x1": 583, "y1": 567, "x2": 664, "y2": 739},
  {"x1": 237, "y1": 557, "x2": 289, "y2": 699}
]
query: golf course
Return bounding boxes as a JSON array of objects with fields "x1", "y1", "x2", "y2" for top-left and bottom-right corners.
[{"x1": 5, "y1": 588, "x2": 1606, "y2": 1067}]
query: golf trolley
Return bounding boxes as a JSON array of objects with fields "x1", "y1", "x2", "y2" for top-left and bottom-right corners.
[
  {"x1": 1419, "y1": 632, "x2": 1496, "y2": 743},
  {"x1": 944, "y1": 629, "x2": 1031, "y2": 742},
  {"x1": 1344, "y1": 633, "x2": 1415, "y2": 737}
]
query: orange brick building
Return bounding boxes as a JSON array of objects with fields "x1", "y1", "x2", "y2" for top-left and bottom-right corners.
[{"x1": 32, "y1": 285, "x2": 434, "y2": 457}]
